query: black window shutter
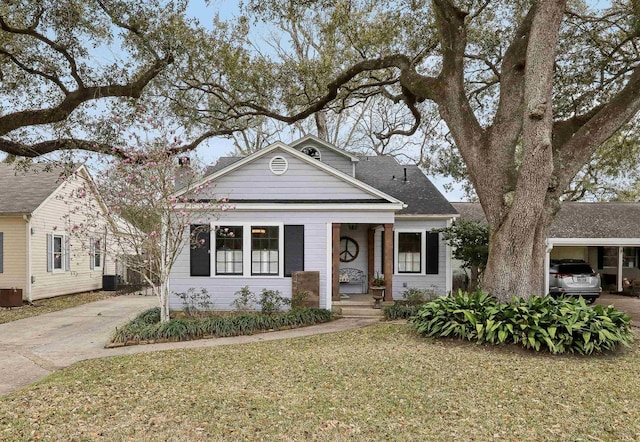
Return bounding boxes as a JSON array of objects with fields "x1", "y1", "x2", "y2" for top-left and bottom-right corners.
[
  {"x1": 190, "y1": 225, "x2": 211, "y2": 277},
  {"x1": 284, "y1": 225, "x2": 304, "y2": 277},
  {"x1": 636, "y1": 247, "x2": 640, "y2": 270},
  {"x1": 597, "y1": 246, "x2": 604, "y2": 270},
  {"x1": 426, "y1": 231, "x2": 439, "y2": 274}
]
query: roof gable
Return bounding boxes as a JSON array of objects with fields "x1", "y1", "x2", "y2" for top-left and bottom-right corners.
[
  {"x1": 289, "y1": 135, "x2": 359, "y2": 162},
  {"x1": 182, "y1": 142, "x2": 403, "y2": 205}
]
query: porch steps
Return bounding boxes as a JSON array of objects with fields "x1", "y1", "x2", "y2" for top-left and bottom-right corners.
[{"x1": 332, "y1": 295, "x2": 389, "y2": 318}]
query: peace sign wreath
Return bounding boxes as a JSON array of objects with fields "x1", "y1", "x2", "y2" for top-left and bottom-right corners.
[{"x1": 339, "y1": 236, "x2": 359, "y2": 263}]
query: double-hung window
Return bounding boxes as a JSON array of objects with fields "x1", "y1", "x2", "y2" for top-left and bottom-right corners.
[
  {"x1": 53, "y1": 235, "x2": 64, "y2": 270},
  {"x1": 398, "y1": 232, "x2": 422, "y2": 273},
  {"x1": 251, "y1": 226, "x2": 279, "y2": 275},
  {"x1": 92, "y1": 238, "x2": 102, "y2": 269},
  {"x1": 216, "y1": 226, "x2": 243, "y2": 275}
]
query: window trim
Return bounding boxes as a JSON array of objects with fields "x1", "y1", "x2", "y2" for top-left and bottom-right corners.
[
  {"x1": 93, "y1": 238, "x2": 102, "y2": 269},
  {"x1": 52, "y1": 234, "x2": 65, "y2": 273},
  {"x1": 210, "y1": 222, "x2": 284, "y2": 278},
  {"x1": 215, "y1": 226, "x2": 244, "y2": 276},
  {"x1": 393, "y1": 229, "x2": 426, "y2": 276}
]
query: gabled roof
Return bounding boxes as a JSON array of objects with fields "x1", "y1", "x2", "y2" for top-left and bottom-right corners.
[
  {"x1": 182, "y1": 142, "x2": 404, "y2": 205},
  {"x1": 0, "y1": 163, "x2": 67, "y2": 215},
  {"x1": 356, "y1": 156, "x2": 458, "y2": 215},
  {"x1": 451, "y1": 202, "x2": 640, "y2": 239},
  {"x1": 289, "y1": 135, "x2": 359, "y2": 162}
]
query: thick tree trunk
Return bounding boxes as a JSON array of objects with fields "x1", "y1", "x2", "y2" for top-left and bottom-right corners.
[{"x1": 482, "y1": 210, "x2": 549, "y2": 302}]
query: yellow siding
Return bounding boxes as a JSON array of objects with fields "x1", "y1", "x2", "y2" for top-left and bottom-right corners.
[
  {"x1": 29, "y1": 171, "x2": 111, "y2": 300},
  {"x1": 0, "y1": 216, "x2": 27, "y2": 293}
]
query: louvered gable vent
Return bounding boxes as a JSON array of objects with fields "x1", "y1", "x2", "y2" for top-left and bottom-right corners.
[{"x1": 269, "y1": 156, "x2": 288, "y2": 175}]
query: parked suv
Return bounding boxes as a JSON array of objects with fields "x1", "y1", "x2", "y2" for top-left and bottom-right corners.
[{"x1": 549, "y1": 259, "x2": 601, "y2": 303}]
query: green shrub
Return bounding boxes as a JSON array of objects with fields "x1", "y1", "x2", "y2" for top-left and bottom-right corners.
[
  {"x1": 258, "y1": 289, "x2": 290, "y2": 314},
  {"x1": 291, "y1": 290, "x2": 309, "y2": 310},
  {"x1": 133, "y1": 307, "x2": 161, "y2": 325},
  {"x1": 384, "y1": 303, "x2": 421, "y2": 320},
  {"x1": 412, "y1": 291, "x2": 633, "y2": 355},
  {"x1": 400, "y1": 287, "x2": 439, "y2": 305},
  {"x1": 111, "y1": 308, "x2": 333, "y2": 344},
  {"x1": 231, "y1": 286, "x2": 257, "y2": 312},
  {"x1": 175, "y1": 287, "x2": 213, "y2": 318}
]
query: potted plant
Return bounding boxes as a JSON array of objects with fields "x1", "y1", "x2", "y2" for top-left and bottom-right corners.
[
  {"x1": 370, "y1": 273, "x2": 386, "y2": 308},
  {"x1": 371, "y1": 274, "x2": 386, "y2": 287}
]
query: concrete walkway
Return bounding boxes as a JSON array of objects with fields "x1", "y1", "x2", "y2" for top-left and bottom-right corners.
[{"x1": 0, "y1": 295, "x2": 378, "y2": 397}]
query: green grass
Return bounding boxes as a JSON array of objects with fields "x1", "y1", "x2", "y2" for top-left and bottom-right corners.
[
  {"x1": 1, "y1": 324, "x2": 640, "y2": 441},
  {"x1": 0, "y1": 291, "x2": 116, "y2": 325}
]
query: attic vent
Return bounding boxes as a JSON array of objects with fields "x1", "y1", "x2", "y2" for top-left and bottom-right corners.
[{"x1": 269, "y1": 156, "x2": 288, "y2": 175}]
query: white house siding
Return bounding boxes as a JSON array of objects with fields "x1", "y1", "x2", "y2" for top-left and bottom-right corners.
[
  {"x1": 376, "y1": 219, "x2": 449, "y2": 299},
  {"x1": 29, "y1": 173, "x2": 110, "y2": 300},
  {"x1": 196, "y1": 150, "x2": 375, "y2": 201},
  {"x1": 293, "y1": 139, "x2": 354, "y2": 176},
  {"x1": 169, "y1": 210, "x2": 395, "y2": 311},
  {"x1": 0, "y1": 216, "x2": 27, "y2": 292}
]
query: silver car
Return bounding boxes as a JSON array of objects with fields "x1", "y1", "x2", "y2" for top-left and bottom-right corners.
[{"x1": 549, "y1": 260, "x2": 601, "y2": 303}]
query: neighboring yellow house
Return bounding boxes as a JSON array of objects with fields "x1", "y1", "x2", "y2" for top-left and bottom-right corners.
[{"x1": 0, "y1": 163, "x2": 120, "y2": 302}]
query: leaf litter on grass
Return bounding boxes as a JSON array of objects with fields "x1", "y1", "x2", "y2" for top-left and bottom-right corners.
[{"x1": 1, "y1": 323, "x2": 640, "y2": 441}]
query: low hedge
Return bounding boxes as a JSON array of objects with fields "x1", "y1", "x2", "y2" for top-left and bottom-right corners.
[
  {"x1": 384, "y1": 303, "x2": 422, "y2": 320},
  {"x1": 111, "y1": 307, "x2": 333, "y2": 345},
  {"x1": 412, "y1": 291, "x2": 633, "y2": 355}
]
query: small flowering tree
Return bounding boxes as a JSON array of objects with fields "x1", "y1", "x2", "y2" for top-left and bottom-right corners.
[{"x1": 64, "y1": 117, "x2": 228, "y2": 322}]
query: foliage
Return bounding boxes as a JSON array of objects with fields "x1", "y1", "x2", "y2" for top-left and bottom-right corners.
[
  {"x1": 175, "y1": 288, "x2": 213, "y2": 318},
  {"x1": 435, "y1": 221, "x2": 489, "y2": 290},
  {"x1": 258, "y1": 289, "x2": 291, "y2": 314},
  {"x1": 0, "y1": 0, "x2": 185, "y2": 157},
  {"x1": 384, "y1": 288, "x2": 439, "y2": 320},
  {"x1": 290, "y1": 290, "x2": 310, "y2": 310},
  {"x1": 412, "y1": 291, "x2": 633, "y2": 355},
  {"x1": 384, "y1": 303, "x2": 421, "y2": 320},
  {"x1": 63, "y1": 113, "x2": 230, "y2": 322},
  {"x1": 371, "y1": 272, "x2": 386, "y2": 287},
  {"x1": 231, "y1": 286, "x2": 257, "y2": 312},
  {"x1": 111, "y1": 308, "x2": 333, "y2": 344}
]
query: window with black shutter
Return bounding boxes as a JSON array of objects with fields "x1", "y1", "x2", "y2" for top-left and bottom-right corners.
[
  {"x1": 284, "y1": 225, "x2": 304, "y2": 277},
  {"x1": 190, "y1": 224, "x2": 211, "y2": 276}
]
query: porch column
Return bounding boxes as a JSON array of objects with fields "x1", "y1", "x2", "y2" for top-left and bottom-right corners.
[
  {"x1": 332, "y1": 223, "x2": 341, "y2": 301},
  {"x1": 367, "y1": 228, "x2": 375, "y2": 288},
  {"x1": 618, "y1": 246, "x2": 624, "y2": 292},
  {"x1": 383, "y1": 223, "x2": 393, "y2": 301},
  {"x1": 544, "y1": 242, "x2": 553, "y2": 296}
]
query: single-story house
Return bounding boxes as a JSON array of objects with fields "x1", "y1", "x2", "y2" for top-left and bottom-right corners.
[
  {"x1": 169, "y1": 135, "x2": 459, "y2": 310},
  {"x1": 452, "y1": 202, "x2": 640, "y2": 293},
  {"x1": 0, "y1": 163, "x2": 122, "y2": 302}
]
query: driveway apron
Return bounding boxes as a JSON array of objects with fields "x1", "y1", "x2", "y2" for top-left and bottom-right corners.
[{"x1": 0, "y1": 295, "x2": 156, "y2": 396}]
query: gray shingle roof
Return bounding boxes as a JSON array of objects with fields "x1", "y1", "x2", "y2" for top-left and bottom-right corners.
[
  {"x1": 203, "y1": 152, "x2": 457, "y2": 215},
  {"x1": 355, "y1": 156, "x2": 457, "y2": 215},
  {"x1": 0, "y1": 163, "x2": 66, "y2": 214},
  {"x1": 452, "y1": 202, "x2": 640, "y2": 239}
]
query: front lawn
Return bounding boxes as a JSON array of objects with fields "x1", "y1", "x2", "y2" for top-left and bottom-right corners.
[
  {"x1": 1, "y1": 324, "x2": 639, "y2": 441},
  {"x1": 0, "y1": 291, "x2": 116, "y2": 325}
]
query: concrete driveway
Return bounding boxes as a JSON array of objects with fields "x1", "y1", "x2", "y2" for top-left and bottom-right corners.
[
  {"x1": 0, "y1": 295, "x2": 378, "y2": 397},
  {"x1": 0, "y1": 295, "x2": 156, "y2": 396}
]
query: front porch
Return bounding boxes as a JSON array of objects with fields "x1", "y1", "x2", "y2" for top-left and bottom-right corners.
[
  {"x1": 331, "y1": 222, "x2": 394, "y2": 302},
  {"x1": 332, "y1": 293, "x2": 392, "y2": 318}
]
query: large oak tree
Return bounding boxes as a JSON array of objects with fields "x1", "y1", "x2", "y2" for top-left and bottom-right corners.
[{"x1": 176, "y1": 0, "x2": 640, "y2": 300}]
